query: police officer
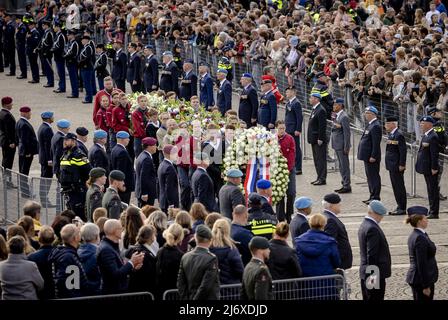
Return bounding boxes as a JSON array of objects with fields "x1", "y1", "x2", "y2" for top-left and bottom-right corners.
[
  {"x1": 85, "y1": 167, "x2": 107, "y2": 222},
  {"x1": 238, "y1": 73, "x2": 258, "y2": 128},
  {"x1": 37, "y1": 111, "x2": 55, "y2": 205},
  {"x1": 112, "y1": 39, "x2": 127, "y2": 92},
  {"x1": 76, "y1": 127, "x2": 89, "y2": 155},
  {"x1": 285, "y1": 86, "x2": 303, "y2": 174},
  {"x1": 357, "y1": 106, "x2": 382, "y2": 204},
  {"x1": 51, "y1": 21, "x2": 67, "y2": 93},
  {"x1": 160, "y1": 51, "x2": 179, "y2": 94},
  {"x1": 241, "y1": 236, "x2": 273, "y2": 300},
  {"x1": 3, "y1": 13, "x2": 16, "y2": 76},
  {"x1": 416, "y1": 116, "x2": 440, "y2": 219},
  {"x1": 64, "y1": 30, "x2": 80, "y2": 98},
  {"x1": 218, "y1": 49, "x2": 233, "y2": 82},
  {"x1": 247, "y1": 193, "x2": 277, "y2": 240},
  {"x1": 88, "y1": 129, "x2": 109, "y2": 175},
  {"x1": 179, "y1": 59, "x2": 198, "y2": 101},
  {"x1": 59, "y1": 132, "x2": 92, "y2": 221},
  {"x1": 258, "y1": 79, "x2": 277, "y2": 129},
  {"x1": 94, "y1": 44, "x2": 109, "y2": 91},
  {"x1": 311, "y1": 72, "x2": 334, "y2": 120},
  {"x1": 51, "y1": 119, "x2": 71, "y2": 178},
  {"x1": 79, "y1": 35, "x2": 95, "y2": 103},
  {"x1": 26, "y1": 20, "x2": 41, "y2": 83},
  {"x1": 126, "y1": 42, "x2": 142, "y2": 93},
  {"x1": 177, "y1": 224, "x2": 220, "y2": 300},
  {"x1": 142, "y1": 44, "x2": 159, "y2": 93},
  {"x1": 198, "y1": 62, "x2": 214, "y2": 109},
  {"x1": 37, "y1": 20, "x2": 54, "y2": 88},
  {"x1": 384, "y1": 116, "x2": 407, "y2": 215},
  {"x1": 102, "y1": 170, "x2": 127, "y2": 219},
  {"x1": 15, "y1": 14, "x2": 28, "y2": 79},
  {"x1": 216, "y1": 68, "x2": 232, "y2": 115},
  {"x1": 173, "y1": 42, "x2": 183, "y2": 70}
]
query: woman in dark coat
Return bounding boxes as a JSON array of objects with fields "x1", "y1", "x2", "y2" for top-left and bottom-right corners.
[
  {"x1": 267, "y1": 222, "x2": 302, "y2": 280},
  {"x1": 156, "y1": 223, "x2": 185, "y2": 299},
  {"x1": 405, "y1": 206, "x2": 438, "y2": 301}
]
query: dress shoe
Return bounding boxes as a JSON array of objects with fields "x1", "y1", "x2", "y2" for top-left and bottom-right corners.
[
  {"x1": 28, "y1": 80, "x2": 39, "y2": 84},
  {"x1": 337, "y1": 188, "x2": 352, "y2": 194},
  {"x1": 40, "y1": 74, "x2": 45, "y2": 77},
  {"x1": 16, "y1": 75, "x2": 26, "y2": 79},
  {"x1": 66, "y1": 95, "x2": 79, "y2": 98},
  {"x1": 362, "y1": 199, "x2": 371, "y2": 205},
  {"x1": 82, "y1": 100, "x2": 92, "y2": 104},
  {"x1": 6, "y1": 73, "x2": 15, "y2": 76},
  {"x1": 389, "y1": 210, "x2": 406, "y2": 216},
  {"x1": 43, "y1": 84, "x2": 54, "y2": 88},
  {"x1": 310, "y1": 180, "x2": 319, "y2": 185},
  {"x1": 296, "y1": 170, "x2": 302, "y2": 175},
  {"x1": 428, "y1": 214, "x2": 439, "y2": 219},
  {"x1": 53, "y1": 89, "x2": 65, "y2": 93},
  {"x1": 313, "y1": 180, "x2": 326, "y2": 186},
  {"x1": 440, "y1": 194, "x2": 447, "y2": 201}
]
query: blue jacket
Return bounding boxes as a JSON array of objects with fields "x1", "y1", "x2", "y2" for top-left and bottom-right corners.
[
  {"x1": 209, "y1": 246, "x2": 244, "y2": 284},
  {"x1": 78, "y1": 243, "x2": 101, "y2": 294},
  {"x1": 200, "y1": 73, "x2": 215, "y2": 109},
  {"x1": 230, "y1": 224, "x2": 253, "y2": 266},
  {"x1": 28, "y1": 245, "x2": 55, "y2": 299},
  {"x1": 217, "y1": 79, "x2": 232, "y2": 115},
  {"x1": 357, "y1": 118, "x2": 382, "y2": 162},
  {"x1": 110, "y1": 144, "x2": 135, "y2": 192},
  {"x1": 143, "y1": 54, "x2": 159, "y2": 89},
  {"x1": 37, "y1": 122, "x2": 54, "y2": 166},
  {"x1": 160, "y1": 60, "x2": 179, "y2": 94},
  {"x1": 126, "y1": 52, "x2": 142, "y2": 84},
  {"x1": 191, "y1": 167, "x2": 217, "y2": 213},
  {"x1": 50, "y1": 131, "x2": 65, "y2": 176},
  {"x1": 295, "y1": 230, "x2": 341, "y2": 277},
  {"x1": 26, "y1": 28, "x2": 41, "y2": 55},
  {"x1": 285, "y1": 97, "x2": 303, "y2": 134},
  {"x1": 88, "y1": 143, "x2": 110, "y2": 174},
  {"x1": 258, "y1": 90, "x2": 277, "y2": 128}
]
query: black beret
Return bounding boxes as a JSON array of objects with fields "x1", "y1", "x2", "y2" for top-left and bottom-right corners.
[
  {"x1": 109, "y1": 170, "x2": 125, "y2": 181},
  {"x1": 249, "y1": 236, "x2": 270, "y2": 250},
  {"x1": 385, "y1": 116, "x2": 398, "y2": 122},
  {"x1": 248, "y1": 193, "x2": 262, "y2": 206},
  {"x1": 76, "y1": 127, "x2": 89, "y2": 136},
  {"x1": 323, "y1": 193, "x2": 341, "y2": 204},
  {"x1": 196, "y1": 224, "x2": 212, "y2": 240},
  {"x1": 89, "y1": 167, "x2": 106, "y2": 179}
]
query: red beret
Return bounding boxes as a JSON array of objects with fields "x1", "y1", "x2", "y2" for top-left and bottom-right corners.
[
  {"x1": 1, "y1": 96, "x2": 12, "y2": 106},
  {"x1": 142, "y1": 137, "x2": 157, "y2": 146},
  {"x1": 19, "y1": 106, "x2": 31, "y2": 113}
]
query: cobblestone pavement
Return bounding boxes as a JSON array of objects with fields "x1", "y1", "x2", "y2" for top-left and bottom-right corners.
[{"x1": 1, "y1": 72, "x2": 447, "y2": 300}]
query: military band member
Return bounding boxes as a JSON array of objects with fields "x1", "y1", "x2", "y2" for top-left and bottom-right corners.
[
  {"x1": 112, "y1": 39, "x2": 127, "y2": 92},
  {"x1": 26, "y1": 20, "x2": 41, "y2": 84},
  {"x1": 94, "y1": 44, "x2": 109, "y2": 91},
  {"x1": 37, "y1": 20, "x2": 54, "y2": 88},
  {"x1": 79, "y1": 35, "x2": 95, "y2": 103},
  {"x1": 51, "y1": 21, "x2": 67, "y2": 93},
  {"x1": 3, "y1": 12, "x2": 16, "y2": 76},
  {"x1": 15, "y1": 15, "x2": 28, "y2": 79},
  {"x1": 64, "y1": 30, "x2": 80, "y2": 98}
]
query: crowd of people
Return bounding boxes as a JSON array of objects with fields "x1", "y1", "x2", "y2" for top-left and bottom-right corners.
[{"x1": 0, "y1": 0, "x2": 447, "y2": 301}]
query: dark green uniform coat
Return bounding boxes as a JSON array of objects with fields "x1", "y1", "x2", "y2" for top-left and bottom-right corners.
[{"x1": 241, "y1": 258, "x2": 273, "y2": 300}]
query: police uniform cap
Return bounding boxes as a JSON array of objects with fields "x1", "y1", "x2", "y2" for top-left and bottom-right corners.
[
  {"x1": 196, "y1": 224, "x2": 212, "y2": 240},
  {"x1": 19, "y1": 106, "x2": 31, "y2": 113},
  {"x1": 89, "y1": 167, "x2": 106, "y2": 179},
  {"x1": 256, "y1": 179, "x2": 271, "y2": 189},
  {"x1": 365, "y1": 106, "x2": 378, "y2": 115},
  {"x1": 144, "y1": 44, "x2": 154, "y2": 50},
  {"x1": 109, "y1": 170, "x2": 125, "y2": 181},
  {"x1": 76, "y1": 127, "x2": 89, "y2": 136},
  {"x1": 310, "y1": 93, "x2": 321, "y2": 99},
  {"x1": 56, "y1": 119, "x2": 71, "y2": 129},
  {"x1": 94, "y1": 130, "x2": 107, "y2": 139},
  {"x1": 82, "y1": 35, "x2": 91, "y2": 40},
  {"x1": 242, "y1": 73, "x2": 253, "y2": 79},
  {"x1": 53, "y1": 20, "x2": 62, "y2": 27},
  {"x1": 162, "y1": 51, "x2": 173, "y2": 56},
  {"x1": 323, "y1": 193, "x2": 341, "y2": 204},
  {"x1": 116, "y1": 131, "x2": 130, "y2": 139},
  {"x1": 1, "y1": 96, "x2": 13, "y2": 105},
  {"x1": 294, "y1": 196, "x2": 313, "y2": 209},
  {"x1": 335, "y1": 98, "x2": 344, "y2": 105},
  {"x1": 420, "y1": 116, "x2": 435, "y2": 124},
  {"x1": 142, "y1": 137, "x2": 157, "y2": 146},
  {"x1": 63, "y1": 132, "x2": 77, "y2": 140},
  {"x1": 41, "y1": 111, "x2": 54, "y2": 119},
  {"x1": 261, "y1": 79, "x2": 272, "y2": 85},
  {"x1": 248, "y1": 193, "x2": 262, "y2": 206},
  {"x1": 369, "y1": 200, "x2": 387, "y2": 216},
  {"x1": 426, "y1": 106, "x2": 438, "y2": 115},
  {"x1": 217, "y1": 68, "x2": 228, "y2": 75},
  {"x1": 226, "y1": 168, "x2": 243, "y2": 178},
  {"x1": 249, "y1": 236, "x2": 270, "y2": 250},
  {"x1": 222, "y1": 46, "x2": 232, "y2": 52},
  {"x1": 41, "y1": 19, "x2": 51, "y2": 26},
  {"x1": 407, "y1": 206, "x2": 429, "y2": 216}
]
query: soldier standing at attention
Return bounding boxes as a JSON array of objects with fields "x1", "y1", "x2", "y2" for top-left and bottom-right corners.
[
  {"x1": 102, "y1": 170, "x2": 127, "y2": 219},
  {"x1": 85, "y1": 168, "x2": 107, "y2": 222},
  {"x1": 159, "y1": 51, "x2": 179, "y2": 95}
]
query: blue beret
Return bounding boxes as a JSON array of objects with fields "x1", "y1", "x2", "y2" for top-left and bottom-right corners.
[
  {"x1": 420, "y1": 116, "x2": 435, "y2": 124},
  {"x1": 217, "y1": 68, "x2": 228, "y2": 74},
  {"x1": 116, "y1": 131, "x2": 130, "y2": 139},
  {"x1": 407, "y1": 206, "x2": 429, "y2": 216},
  {"x1": 242, "y1": 73, "x2": 253, "y2": 79},
  {"x1": 56, "y1": 119, "x2": 70, "y2": 128},
  {"x1": 184, "y1": 58, "x2": 194, "y2": 64},
  {"x1": 311, "y1": 93, "x2": 321, "y2": 99},
  {"x1": 41, "y1": 111, "x2": 54, "y2": 119},
  {"x1": 369, "y1": 200, "x2": 387, "y2": 216},
  {"x1": 162, "y1": 51, "x2": 173, "y2": 56},
  {"x1": 226, "y1": 168, "x2": 243, "y2": 178},
  {"x1": 365, "y1": 106, "x2": 378, "y2": 115},
  {"x1": 335, "y1": 98, "x2": 344, "y2": 105},
  {"x1": 256, "y1": 179, "x2": 271, "y2": 189},
  {"x1": 294, "y1": 196, "x2": 313, "y2": 209},
  {"x1": 144, "y1": 44, "x2": 154, "y2": 50},
  {"x1": 94, "y1": 129, "x2": 107, "y2": 139}
]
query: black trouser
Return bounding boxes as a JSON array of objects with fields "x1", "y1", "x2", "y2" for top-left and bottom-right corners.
[
  {"x1": 5, "y1": 45, "x2": 15, "y2": 74},
  {"x1": 17, "y1": 44, "x2": 27, "y2": 77},
  {"x1": 138, "y1": 197, "x2": 155, "y2": 208},
  {"x1": 360, "y1": 278, "x2": 386, "y2": 301},
  {"x1": 410, "y1": 284, "x2": 435, "y2": 301},
  {"x1": 311, "y1": 143, "x2": 327, "y2": 182},
  {"x1": 119, "y1": 190, "x2": 131, "y2": 205},
  {"x1": 389, "y1": 170, "x2": 407, "y2": 211},
  {"x1": 364, "y1": 161, "x2": 381, "y2": 200},
  {"x1": 178, "y1": 166, "x2": 192, "y2": 211},
  {"x1": 64, "y1": 191, "x2": 86, "y2": 221},
  {"x1": 130, "y1": 81, "x2": 142, "y2": 93},
  {"x1": 275, "y1": 168, "x2": 296, "y2": 223},
  {"x1": 115, "y1": 79, "x2": 126, "y2": 92},
  {"x1": 2, "y1": 145, "x2": 16, "y2": 184},
  {"x1": 40, "y1": 164, "x2": 53, "y2": 203},
  {"x1": 424, "y1": 173, "x2": 440, "y2": 216},
  {"x1": 0, "y1": 41, "x2": 4, "y2": 71},
  {"x1": 19, "y1": 155, "x2": 33, "y2": 196},
  {"x1": 28, "y1": 52, "x2": 40, "y2": 82}
]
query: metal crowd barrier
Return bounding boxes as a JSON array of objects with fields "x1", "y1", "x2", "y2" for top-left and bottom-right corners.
[
  {"x1": 59, "y1": 291, "x2": 155, "y2": 301},
  {"x1": 162, "y1": 274, "x2": 348, "y2": 300}
]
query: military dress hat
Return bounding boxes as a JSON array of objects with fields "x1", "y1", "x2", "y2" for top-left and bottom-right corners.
[
  {"x1": 310, "y1": 92, "x2": 321, "y2": 99},
  {"x1": 67, "y1": 29, "x2": 77, "y2": 35},
  {"x1": 217, "y1": 68, "x2": 228, "y2": 74},
  {"x1": 369, "y1": 200, "x2": 387, "y2": 216},
  {"x1": 196, "y1": 224, "x2": 212, "y2": 240},
  {"x1": 94, "y1": 130, "x2": 107, "y2": 139},
  {"x1": 41, "y1": 111, "x2": 54, "y2": 119},
  {"x1": 19, "y1": 106, "x2": 31, "y2": 113},
  {"x1": 249, "y1": 236, "x2": 270, "y2": 250},
  {"x1": 142, "y1": 137, "x2": 157, "y2": 146},
  {"x1": 76, "y1": 127, "x2": 89, "y2": 136},
  {"x1": 294, "y1": 196, "x2": 313, "y2": 209},
  {"x1": 420, "y1": 116, "x2": 435, "y2": 124},
  {"x1": 226, "y1": 168, "x2": 243, "y2": 178},
  {"x1": 109, "y1": 170, "x2": 125, "y2": 181},
  {"x1": 89, "y1": 167, "x2": 106, "y2": 179},
  {"x1": 426, "y1": 107, "x2": 439, "y2": 115},
  {"x1": 242, "y1": 73, "x2": 253, "y2": 78},
  {"x1": 385, "y1": 116, "x2": 398, "y2": 122},
  {"x1": 144, "y1": 44, "x2": 154, "y2": 50},
  {"x1": 407, "y1": 206, "x2": 429, "y2": 216},
  {"x1": 335, "y1": 98, "x2": 344, "y2": 104},
  {"x1": 116, "y1": 131, "x2": 130, "y2": 139},
  {"x1": 1, "y1": 96, "x2": 12, "y2": 105},
  {"x1": 256, "y1": 179, "x2": 271, "y2": 189},
  {"x1": 56, "y1": 119, "x2": 71, "y2": 128},
  {"x1": 248, "y1": 193, "x2": 262, "y2": 206},
  {"x1": 63, "y1": 132, "x2": 77, "y2": 140},
  {"x1": 323, "y1": 193, "x2": 341, "y2": 204},
  {"x1": 365, "y1": 105, "x2": 378, "y2": 115}
]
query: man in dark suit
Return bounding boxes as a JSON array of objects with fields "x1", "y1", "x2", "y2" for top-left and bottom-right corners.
[
  {"x1": 358, "y1": 200, "x2": 391, "y2": 301},
  {"x1": 111, "y1": 40, "x2": 127, "y2": 92},
  {"x1": 199, "y1": 63, "x2": 214, "y2": 109},
  {"x1": 158, "y1": 145, "x2": 180, "y2": 213},
  {"x1": 258, "y1": 79, "x2": 277, "y2": 129},
  {"x1": 219, "y1": 169, "x2": 245, "y2": 219},
  {"x1": 238, "y1": 73, "x2": 259, "y2": 128},
  {"x1": 202, "y1": 124, "x2": 224, "y2": 203},
  {"x1": 26, "y1": 21, "x2": 41, "y2": 83},
  {"x1": 16, "y1": 106, "x2": 39, "y2": 197},
  {"x1": 51, "y1": 119, "x2": 71, "y2": 178},
  {"x1": 416, "y1": 116, "x2": 440, "y2": 219},
  {"x1": 307, "y1": 93, "x2": 327, "y2": 185},
  {"x1": 192, "y1": 152, "x2": 218, "y2": 213},
  {"x1": 357, "y1": 106, "x2": 382, "y2": 204},
  {"x1": 179, "y1": 59, "x2": 198, "y2": 101},
  {"x1": 322, "y1": 193, "x2": 353, "y2": 270},
  {"x1": 135, "y1": 137, "x2": 158, "y2": 207},
  {"x1": 290, "y1": 197, "x2": 312, "y2": 244},
  {"x1": 159, "y1": 51, "x2": 179, "y2": 95},
  {"x1": 0, "y1": 96, "x2": 17, "y2": 187},
  {"x1": 331, "y1": 98, "x2": 351, "y2": 192},
  {"x1": 126, "y1": 43, "x2": 142, "y2": 93},
  {"x1": 142, "y1": 44, "x2": 158, "y2": 93},
  {"x1": 285, "y1": 86, "x2": 303, "y2": 174},
  {"x1": 110, "y1": 131, "x2": 135, "y2": 205},
  {"x1": 37, "y1": 111, "x2": 54, "y2": 205},
  {"x1": 216, "y1": 69, "x2": 232, "y2": 116},
  {"x1": 88, "y1": 130, "x2": 109, "y2": 174},
  {"x1": 385, "y1": 117, "x2": 407, "y2": 215}
]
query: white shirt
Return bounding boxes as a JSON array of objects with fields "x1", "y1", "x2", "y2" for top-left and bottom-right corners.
[
  {"x1": 369, "y1": 118, "x2": 377, "y2": 125},
  {"x1": 289, "y1": 97, "x2": 297, "y2": 104},
  {"x1": 336, "y1": 110, "x2": 343, "y2": 120},
  {"x1": 294, "y1": 212, "x2": 308, "y2": 220},
  {"x1": 43, "y1": 122, "x2": 52, "y2": 127},
  {"x1": 325, "y1": 210, "x2": 339, "y2": 218},
  {"x1": 390, "y1": 127, "x2": 398, "y2": 135},
  {"x1": 144, "y1": 150, "x2": 153, "y2": 159},
  {"x1": 312, "y1": 103, "x2": 320, "y2": 110},
  {"x1": 57, "y1": 130, "x2": 66, "y2": 136},
  {"x1": 20, "y1": 116, "x2": 31, "y2": 124},
  {"x1": 96, "y1": 142, "x2": 106, "y2": 151},
  {"x1": 244, "y1": 84, "x2": 251, "y2": 91},
  {"x1": 197, "y1": 166, "x2": 207, "y2": 172},
  {"x1": 219, "y1": 79, "x2": 226, "y2": 88},
  {"x1": 425, "y1": 128, "x2": 434, "y2": 136},
  {"x1": 416, "y1": 228, "x2": 427, "y2": 235},
  {"x1": 201, "y1": 72, "x2": 209, "y2": 80},
  {"x1": 365, "y1": 216, "x2": 379, "y2": 225},
  {"x1": 208, "y1": 138, "x2": 221, "y2": 150},
  {"x1": 1, "y1": 108, "x2": 11, "y2": 113}
]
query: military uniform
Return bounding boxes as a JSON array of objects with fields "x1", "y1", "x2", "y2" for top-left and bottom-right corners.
[
  {"x1": 16, "y1": 21, "x2": 28, "y2": 78},
  {"x1": 64, "y1": 37, "x2": 80, "y2": 97},
  {"x1": 238, "y1": 84, "x2": 259, "y2": 128},
  {"x1": 85, "y1": 184, "x2": 103, "y2": 222},
  {"x1": 143, "y1": 53, "x2": 158, "y2": 93},
  {"x1": 4, "y1": 19, "x2": 16, "y2": 75},
  {"x1": 258, "y1": 89, "x2": 277, "y2": 129},
  {"x1": 0, "y1": 106, "x2": 16, "y2": 181},
  {"x1": 37, "y1": 27, "x2": 54, "y2": 87},
  {"x1": 433, "y1": 118, "x2": 447, "y2": 198},
  {"x1": 79, "y1": 43, "x2": 95, "y2": 103},
  {"x1": 102, "y1": 187, "x2": 124, "y2": 219},
  {"x1": 26, "y1": 27, "x2": 41, "y2": 82},
  {"x1": 51, "y1": 29, "x2": 67, "y2": 92},
  {"x1": 241, "y1": 258, "x2": 273, "y2": 300},
  {"x1": 94, "y1": 51, "x2": 109, "y2": 90}
]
